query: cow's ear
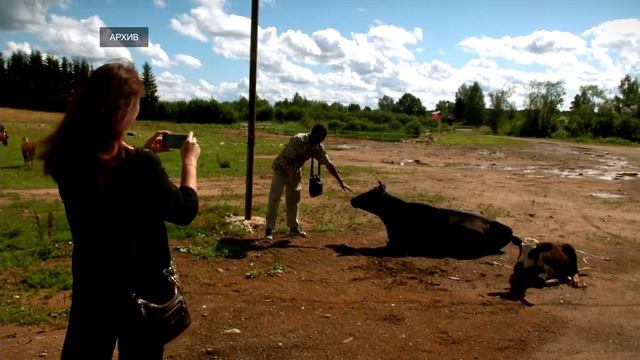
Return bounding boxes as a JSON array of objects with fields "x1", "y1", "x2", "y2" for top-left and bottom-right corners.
[{"x1": 377, "y1": 180, "x2": 386, "y2": 192}]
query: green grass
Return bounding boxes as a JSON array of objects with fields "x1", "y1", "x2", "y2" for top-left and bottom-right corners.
[
  {"x1": 245, "y1": 258, "x2": 287, "y2": 279},
  {"x1": 399, "y1": 192, "x2": 448, "y2": 206},
  {"x1": 561, "y1": 135, "x2": 640, "y2": 147},
  {"x1": 176, "y1": 241, "x2": 246, "y2": 259},
  {"x1": 170, "y1": 202, "x2": 254, "y2": 259},
  {"x1": 0, "y1": 305, "x2": 69, "y2": 326},
  {"x1": 1, "y1": 107, "x2": 536, "y2": 189},
  {"x1": 0, "y1": 118, "x2": 58, "y2": 188},
  {"x1": 436, "y1": 133, "x2": 527, "y2": 146},
  {"x1": 301, "y1": 195, "x2": 371, "y2": 233},
  {"x1": 0, "y1": 199, "x2": 72, "y2": 271},
  {"x1": 476, "y1": 203, "x2": 513, "y2": 219},
  {"x1": 585, "y1": 233, "x2": 639, "y2": 246},
  {"x1": 0, "y1": 199, "x2": 254, "y2": 325},
  {"x1": 0, "y1": 109, "x2": 290, "y2": 189},
  {"x1": 0, "y1": 197, "x2": 253, "y2": 272},
  {"x1": 22, "y1": 266, "x2": 73, "y2": 291}
]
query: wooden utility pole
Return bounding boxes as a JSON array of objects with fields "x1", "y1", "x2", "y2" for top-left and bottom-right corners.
[{"x1": 244, "y1": 0, "x2": 259, "y2": 220}]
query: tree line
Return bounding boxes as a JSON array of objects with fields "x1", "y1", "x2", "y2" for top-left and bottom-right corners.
[
  {"x1": 138, "y1": 62, "x2": 435, "y2": 136},
  {"x1": 435, "y1": 78, "x2": 640, "y2": 142},
  {"x1": 1, "y1": 50, "x2": 639, "y2": 142},
  {"x1": 0, "y1": 51, "x2": 91, "y2": 112}
]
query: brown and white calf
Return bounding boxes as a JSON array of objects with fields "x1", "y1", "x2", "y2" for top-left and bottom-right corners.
[
  {"x1": 21, "y1": 137, "x2": 36, "y2": 167},
  {"x1": 507, "y1": 237, "x2": 581, "y2": 300}
]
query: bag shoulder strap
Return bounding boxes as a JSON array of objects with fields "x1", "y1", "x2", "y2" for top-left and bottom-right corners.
[{"x1": 310, "y1": 158, "x2": 321, "y2": 177}]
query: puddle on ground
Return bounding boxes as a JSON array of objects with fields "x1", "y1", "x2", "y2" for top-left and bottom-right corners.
[
  {"x1": 383, "y1": 143, "x2": 639, "y2": 181},
  {"x1": 543, "y1": 167, "x2": 638, "y2": 180},
  {"x1": 331, "y1": 144, "x2": 371, "y2": 150},
  {"x1": 539, "y1": 145, "x2": 638, "y2": 180},
  {"x1": 590, "y1": 192, "x2": 624, "y2": 199}
]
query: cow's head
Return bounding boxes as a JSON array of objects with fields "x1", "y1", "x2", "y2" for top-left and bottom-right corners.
[
  {"x1": 507, "y1": 237, "x2": 543, "y2": 301},
  {"x1": 516, "y1": 237, "x2": 540, "y2": 267},
  {"x1": 350, "y1": 180, "x2": 386, "y2": 211}
]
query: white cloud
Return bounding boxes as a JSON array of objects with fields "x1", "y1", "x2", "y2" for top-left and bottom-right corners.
[
  {"x1": 345, "y1": 33, "x2": 378, "y2": 74},
  {"x1": 211, "y1": 35, "x2": 249, "y2": 59},
  {"x1": 367, "y1": 24, "x2": 422, "y2": 60},
  {"x1": 452, "y1": 22, "x2": 640, "y2": 109},
  {"x1": 153, "y1": 0, "x2": 166, "y2": 8},
  {"x1": 5, "y1": 41, "x2": 32, "y2": 54},
  {"x1": 156, "y1": 70, "x2": 248, "y2": 101},
  {"x1": 170, "y1": 0, "x2": 249, "y2": 46},
  {"x1": 262, "y1": 52, "x2": 318, "y2": 84},
  {"x1": 305, "y1": 86, "x2": 370, "y2": 107},
  {"x1": 37, "y1": 14, "x2": 131, "y2": 60},
  {"x1": 162, "y1": 1, "x2": 640, "y2": 109},
  {"x1": 318, "y1": 69, "x2": 376, "y2": 91},
  {"x1": 416, "y1": 60, "x2": 456, "y2": 82},
  {"x1": 137, "y1": 41, "x2": 174, "y2": 68},
  {"x1": 156, "y1": 71, "x2": 213, "y2": 100},
  {"x1": 175, "y1": 54, "x2": 203, "y2": 68},
  {"x1": 309, "y1": 28, "x2": 349, "y2": 64},
  {"x1": 1, "y1": 5, "x2": 130, "y2": 61},
  {"x1": 198, "y1": 79, "x2": 215, "y2": 92},
  {"x1": 170, "y1": 15, "x2": 208, "y2": 42},
  {"x1": 0, "y1": 0, "x2": 69, "y2": 31},
  {"x1": 459, "y1": 30, "x2": 587, "y2": 69},
  {"x1": 280, "y1": 29, "x2": 322, "y2": 59},
  {"x1": 583, "y1": 18, "x2": 640, "y2": 75},
  {"x1": 217, "y1": 78, "x2": 248, "y2": 100}
]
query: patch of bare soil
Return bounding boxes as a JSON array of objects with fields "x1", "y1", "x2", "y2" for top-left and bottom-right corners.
[{"x1": 2, "y1": 137, "x2": 640, "y2": 359}]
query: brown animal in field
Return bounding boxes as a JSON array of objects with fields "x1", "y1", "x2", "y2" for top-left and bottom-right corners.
[
  {"x1": 21, "y1": 137, "x2": 36, "y2": 167},
  {"x1": 504, "y1": 237, "x2": 582, "y2": 305},
  {"x1": 0, "y1": 127, "x2": 7, "y2": 146},
  {"x1": 216, "y1": 154, "x2": 230, "y2": 168}
]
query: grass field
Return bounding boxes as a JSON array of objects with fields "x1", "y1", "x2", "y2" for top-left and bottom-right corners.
[{"x1": 0, "y1": 109, "x2": 281, "y2": 189}]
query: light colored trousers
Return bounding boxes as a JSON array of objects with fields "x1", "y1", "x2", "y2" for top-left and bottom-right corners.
[{"x1": 266, "y1": 171, "x2": 301, "y2": 231}]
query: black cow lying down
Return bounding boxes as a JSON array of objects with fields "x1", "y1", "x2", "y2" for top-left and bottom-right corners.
[
  {"x1": 350, "y1": 181, "x2": 519, "y2": 259},
  {"x1": 504, "y1": 237, "x2": 582, "y2": 304}
]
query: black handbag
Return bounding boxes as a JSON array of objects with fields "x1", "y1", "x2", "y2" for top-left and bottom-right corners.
[
  {"x1": 131, "y1": 267, "x2": 191, "y2": 344},
  {"x1": 309, "y1": 158, "x2": 323, "y2": 197}
]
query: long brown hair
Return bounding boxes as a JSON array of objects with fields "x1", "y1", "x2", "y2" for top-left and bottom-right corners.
[{"x1": 40, "y1": 60, "x2": 145, "y2": 181}]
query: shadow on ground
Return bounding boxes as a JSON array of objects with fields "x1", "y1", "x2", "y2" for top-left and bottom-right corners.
[
  {"x1": 214, "y1": 237, "x2": 323, "y2": 258},
  {"x1": 325, "y1": 243, "x2": 506, "y2": 260}
]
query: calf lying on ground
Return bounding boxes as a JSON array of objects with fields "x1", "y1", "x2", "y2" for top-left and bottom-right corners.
[
  {"x1": 350, "y1": 181, "x2": 519, "y2": 258},
  {"x1": 506, "y1": 237, "x2": 581, "y2": 302},
  {"x1": 21, "y1": 137, "x2": 36, "y2": 167}
]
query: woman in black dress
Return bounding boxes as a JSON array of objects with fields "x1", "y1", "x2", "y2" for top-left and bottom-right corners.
[{"x1": 40, "y1": 59, "x2": 200, "y2": 359}]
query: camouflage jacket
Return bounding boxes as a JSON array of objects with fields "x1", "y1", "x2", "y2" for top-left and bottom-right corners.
[{"x1": 272, "y1": 133, "x2": 330, "y2": 180}]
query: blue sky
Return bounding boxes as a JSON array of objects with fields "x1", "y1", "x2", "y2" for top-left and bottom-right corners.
[{"x1": 1, "y1": 0, "x2": 639, "y2": 109}]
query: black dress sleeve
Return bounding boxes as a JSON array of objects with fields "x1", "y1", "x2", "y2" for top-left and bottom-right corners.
[{"x1": 134, "y1": 149, "x2": 199, "y2": 225}]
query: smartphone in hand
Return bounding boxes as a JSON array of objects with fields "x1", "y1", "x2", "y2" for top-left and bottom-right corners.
[{"x1": 162, "y1": 133, "x2": 188, "y2": 149}]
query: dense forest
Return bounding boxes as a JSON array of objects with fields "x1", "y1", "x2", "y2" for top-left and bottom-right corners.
[{"x1": 1, "y1": 50, "x2": 639, "y2": 142}]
